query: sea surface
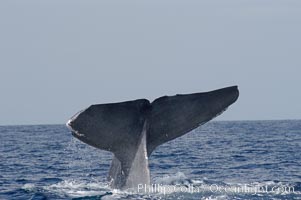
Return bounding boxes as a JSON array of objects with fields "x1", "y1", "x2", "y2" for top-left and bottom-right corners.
[{"x1": 1, "y1": 120, "x2": 301, "y2": 200}]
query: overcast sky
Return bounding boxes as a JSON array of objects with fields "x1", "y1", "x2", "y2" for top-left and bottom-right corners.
[{"x1": 0, "y1": 0, "x2": 300, "y2": 125}]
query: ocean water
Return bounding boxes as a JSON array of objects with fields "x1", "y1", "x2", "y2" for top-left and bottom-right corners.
[{"x1": 1, "y1": 120, "x2": 301, "y2": 200}]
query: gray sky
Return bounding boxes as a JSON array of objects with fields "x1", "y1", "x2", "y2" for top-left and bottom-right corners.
[{"x1": 0, "y1": 0, "x2": 300, "y2": 125}]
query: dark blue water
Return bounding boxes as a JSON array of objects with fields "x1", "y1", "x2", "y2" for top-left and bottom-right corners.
[{"x1": 1, "y1": 120, "x2": 301, "y2": 199}]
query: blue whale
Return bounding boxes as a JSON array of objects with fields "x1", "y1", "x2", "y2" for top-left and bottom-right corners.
[{"x1": 66, "y1": 86, "x2": 239, "y2": 189}]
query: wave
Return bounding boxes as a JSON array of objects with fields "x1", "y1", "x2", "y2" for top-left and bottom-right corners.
[{"x1": 20, "y1": 172, "x2": 300, "y2": 200}]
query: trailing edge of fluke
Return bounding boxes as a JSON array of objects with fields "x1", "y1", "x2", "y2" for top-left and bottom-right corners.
[{"x1": 66, "y1": 86, "x2": 239, "y2": 189}]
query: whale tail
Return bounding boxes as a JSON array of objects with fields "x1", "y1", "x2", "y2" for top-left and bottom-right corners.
[{"x1": 67, "y1": 86, "x2": 239, "y2": 189}]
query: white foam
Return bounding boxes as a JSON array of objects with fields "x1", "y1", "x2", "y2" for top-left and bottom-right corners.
[
  {"x1": 22, "y1": 183, "x2": 35, "y2": 191},
  {"x1": 43, "y1": 179, "x2": 110, "y2": 198},
  {"x1": 155, "y1": 172, "x2": 187, "y2": 185},
  {"x1": 201, "y1": 195, "x2": 229, "y2": 200},
  {"x1": 24, "y1": 176, "x2": 299, "y2": 199}
]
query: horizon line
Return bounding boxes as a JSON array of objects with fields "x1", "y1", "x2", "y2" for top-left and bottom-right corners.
[{"x1": 0, "y1": 118, "x2": 300, "y2": 127}]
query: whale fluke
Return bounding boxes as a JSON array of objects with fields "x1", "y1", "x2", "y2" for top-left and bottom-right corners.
[{"x1": 66, "y1": 86, "x2": 239, "y2": 189}]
